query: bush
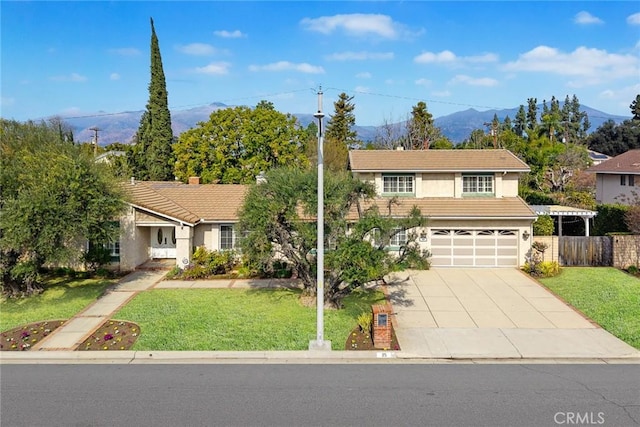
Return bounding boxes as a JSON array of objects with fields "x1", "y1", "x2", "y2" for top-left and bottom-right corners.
[
  {"x1": 627, "y1": 265, "x2": 639, "y2": 276},
  {"x1": 594, "y1": 204, "x2": 629, "y2": 235},
  {"x1": 523, "y1": 260, "x2": 560, "y2": 278},
  {"x1": 533, "y1": 215, "x2": 554, "y2": 236},
  {"x1": 171, "y1": 247, "x2": 239, "y2": 279},
  {"x1": 165, "y1": 265, "x2": 182, "y2": 280},
  {"x1": 83, "y1": 245, "x2": 112, "y2": 272}
]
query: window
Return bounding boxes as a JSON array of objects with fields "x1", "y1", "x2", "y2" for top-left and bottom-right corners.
[
  {"x1": 220, "y1": 225, "x2": 235, "y2": 250},
  {"x1": 382, "y1": 175, "x2": 414, "y2": 195},
  {"x1": 629, "y1": 175, "x2": 635, "y2": 187},
  {"x1": 462, "y1": 175, "x2": 494, "y2": 194},
  {"x1": 105, "y1": 241, "x2": 120, "y2": 257},
  {"x1": 389, "y1": 228, "x2": 407, "y2": 247},
  {"x1": 621, "y1": 175, "x2": 627, "y2": 186}
]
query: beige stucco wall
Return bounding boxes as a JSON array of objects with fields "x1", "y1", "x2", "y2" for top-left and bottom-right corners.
[
  {"x1": 531, "y1": 236, "x2": 559, "y2": 263},
  {"x1": 502, "y1": 173, "x2": 520, "y2": 197},
  {"x1": 175, "y1": 225, "x2": 193, "y2": 269},
  {"x1": 120, "y1": 206, "x2": 151, "y2": 271},
  {"x1": 596, "y1": 173, "x2": 639, "y2": 204},
  {"x1": 193, "y1": 224, "x2": 212, "y2": 249},
  {"x1": 421, "y1": 173, "x2": 454, "y2": 197}
]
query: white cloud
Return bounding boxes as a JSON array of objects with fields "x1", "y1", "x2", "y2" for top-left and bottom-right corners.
[
  {"x1": 176, "y1": 43, "x2": 217, "y2": 56},
  {"x1": 108, "y1": 47, "x2": 141, "y2": 56},
  {"x1": 325, "y1": 51, "x2": 394, "y2": 61},
  {"x1": 1, "y1": 96, "x2": 15, "y2": 107},
  {"x1": 248, "y1": 61, "x2": 324, "y2": 74},
  {"x1": 194, "y1": 62, "x2": 231, "y2": 75},
  {"x1": 574, "y1": 11, "x2": 604, "y2": 25},
  {"x1": 301, "y1": 14, "x2": 403, "y2": 39},
  {"x1": 354, "y1": 86, "x2": 371, "y2": 93},
  {"x1": 414, "y1": 50, "x2": 498, "y2": 65},
  {"x1": 627, "y1": 13, "x2": 640, "y2": 25},
  {"x1": 50, "y1": 73, "x2": 88, "y2": 82},
  {"x1": 599, "y1": 83, "x2": 640, "y2": 100},
  {"x1": 214, "y1": 30, "x2": 246, "y2": 38},
  {"x1": 110, "y1": 73, "x2": 120, "y2": 81},
  {"x1": 415, "y1": 78, "x2": 431, "y2": 87},
  {"x1": 503, "y1": 45, "x2": 639, "y2": 84},
  {"x1": 449, "y1": 74, "x2": 499, "y2": 87}
]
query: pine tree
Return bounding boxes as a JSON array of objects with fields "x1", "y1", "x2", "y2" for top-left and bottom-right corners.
[
  {"x1": 526, "y1": 97, "x2": 538, "y2": 133},
  {"x1": 514, "y1": 105, "x2": 526, "y2": 137},
  {"x1": 630, "y1": 94, "x2": 640, "y2": 121},
  {"x1": 406, "y1": 101, "x2": 436, "y2": 149},
  {"x1": 131, "y1": 17, "x2": 174, "y2": 181},
  {"x1": 326, "y1": 93, "x2": 358, "y2": 147}
]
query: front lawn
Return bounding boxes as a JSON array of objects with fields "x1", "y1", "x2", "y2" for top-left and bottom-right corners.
[
  {"x1": 0, "y1": 277, "x2": 114, "y2": 332},
  {"x1": 114, "y1": 288, "x2": 387, "y2": 351},
  {"x1": 539, "y1": 267, "x2": 640, "y2": 349}
]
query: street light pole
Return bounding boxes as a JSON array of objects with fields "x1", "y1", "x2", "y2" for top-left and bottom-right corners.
[{"x1": 309, "y1": 86, "x2": 331, "y2": 351}]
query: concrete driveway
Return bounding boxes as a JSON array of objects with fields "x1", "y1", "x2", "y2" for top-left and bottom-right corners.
[{"x1": 387, "y1": 268, "x2": 640, "y2": 359}]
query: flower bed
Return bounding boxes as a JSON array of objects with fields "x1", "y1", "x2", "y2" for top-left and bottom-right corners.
[
  {"x1": 78, "y1": 320, "x2": 140, "y2": 351},
  {"x1": 0, "y1": 320, "x2": 66, "y2": 351}
]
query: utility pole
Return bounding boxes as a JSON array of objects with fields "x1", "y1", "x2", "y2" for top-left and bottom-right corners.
[
  {"x1": 309, "y1": 86, "x2": 331, "y2": 351},
  {"x1": 89, "y1": 127, "x2": 100, "y2": 156}
]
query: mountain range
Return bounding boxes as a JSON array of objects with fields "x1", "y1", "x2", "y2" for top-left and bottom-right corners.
[{"x1": 64, "y1": 102, "x2": 630, "y2": 146}]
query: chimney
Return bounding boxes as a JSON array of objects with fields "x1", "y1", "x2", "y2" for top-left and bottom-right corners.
[
  {"x1": 188, "y1": 177, "x2": 201, "y2": 185},
  {"x1": 130, "y1": 177, "x2": 135, "y2": 185}
]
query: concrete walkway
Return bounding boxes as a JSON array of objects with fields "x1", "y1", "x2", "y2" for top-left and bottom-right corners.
[{"x1": 387, "y1": 268, "x2": 640, "y2": 359}]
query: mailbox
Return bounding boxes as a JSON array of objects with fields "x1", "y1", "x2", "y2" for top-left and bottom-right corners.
[{"x1": 371, "y1": 304, "x2": 393, "y2": 349}]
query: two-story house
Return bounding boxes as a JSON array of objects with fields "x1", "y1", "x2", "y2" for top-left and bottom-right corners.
[
  {"x1": 115, "y1": 149, "x2": 535, "y2": 270},
  {"x1": 586, "y1": 149, "x2": 640, "y2": 205},
  {"x1": 348, "y1": 149, "x2": 536, "y2": 267}
]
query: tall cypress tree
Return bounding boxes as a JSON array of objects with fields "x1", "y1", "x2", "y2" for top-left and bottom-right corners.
[{"x1": 131, "y1": 17, "x2": 174, "y2": 181}]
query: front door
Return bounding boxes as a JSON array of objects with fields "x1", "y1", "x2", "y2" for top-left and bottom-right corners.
[{"x1": 150, "y1": 226, "x2": 177, "y2": 259}]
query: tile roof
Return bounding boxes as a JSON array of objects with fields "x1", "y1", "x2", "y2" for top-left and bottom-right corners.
[
  {"x1": 586, "y1": 149, "x2": 640, "y2": 174},
  {"x1": 348, "y1": 149, "x2": 530, "y2": 172},
  {"x1": 346, "y1": 197, "x2": 536, "y2": 221},
  {"x1": 126, "y1": 181, "x2": 248, "y2": 225}
]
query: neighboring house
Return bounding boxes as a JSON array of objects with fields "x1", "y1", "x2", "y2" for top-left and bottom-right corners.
[
  {"x1": 348, "y1": 149, "x2": 536, "y2": 267},
  {"x1": 117, "y1": 177, "x2": 247, "y2": 270},
  {"x1": 586, "y1": 149, "x2": 640, "y2": 205},
  {"x1": 95, "y1": 150, "x2": 126, "y2": 164},
  {"x1": 116, "y1": 149, "x2": 536, "y2": 270}
]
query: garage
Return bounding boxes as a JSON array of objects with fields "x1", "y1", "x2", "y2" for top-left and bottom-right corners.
[{"x1": 430, "y1": 229, "x2": 519, "y2": 267}]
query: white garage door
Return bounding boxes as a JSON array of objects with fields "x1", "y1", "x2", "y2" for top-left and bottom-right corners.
[{"x1": 430, "y1": 229, "x2": 518, "y2": 267}]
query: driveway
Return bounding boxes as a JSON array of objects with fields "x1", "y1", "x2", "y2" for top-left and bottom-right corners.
[{"x1": 387, "y1": 268, "x2": 640, "y2": 359}]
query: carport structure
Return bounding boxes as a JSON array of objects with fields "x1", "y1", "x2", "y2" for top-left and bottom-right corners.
[{"x1": 530, "y1": 205, "x2": 597, "y2": 236}]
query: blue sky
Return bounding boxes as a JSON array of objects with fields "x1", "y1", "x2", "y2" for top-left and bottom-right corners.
[{"x1": 2, "y1": 1, "x2": 639, "y2": 126}]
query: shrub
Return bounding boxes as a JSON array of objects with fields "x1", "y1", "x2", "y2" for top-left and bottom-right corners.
[
  {"x1": 165, "y1": 265, "x2": 182, "y2": 280},
  {"x1": 357, "y1": 311, "x2": 373, "y2": 334},
  {"x1": 627, "y1": 265, "x2": 639, "y2": 276},
  {"x1": 538, "y1": 261, "x2": 560, "y2": 278},
  {"x1": 594, "y1": 204, "x2": 629, "y2": 235},
  {"x1": 83, "y1": 245, "x2": 112, "y2": 272},
  {"x1": 533, "y1": 215, "x2": 554, "y2": 236}
]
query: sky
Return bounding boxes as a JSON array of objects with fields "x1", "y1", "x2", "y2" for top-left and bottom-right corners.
[{"x1": 1, "y1": 1, "x2": 639, "y2": 127}]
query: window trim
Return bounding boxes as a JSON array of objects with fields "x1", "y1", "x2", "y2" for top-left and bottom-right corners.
[
  {"x1": 219, "y1": 224, "x2": 236, "y2": 250},
  {"x1": 462, "y1": 173, "x2": 495, "y2": 196},
  {"x1": 382, "y1": 174, "x2": 415, "y2": 196}
]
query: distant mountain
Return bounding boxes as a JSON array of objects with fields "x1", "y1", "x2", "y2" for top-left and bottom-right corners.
[{"x1": 64, "y1": 102, "x2": 630, "y2": 146}]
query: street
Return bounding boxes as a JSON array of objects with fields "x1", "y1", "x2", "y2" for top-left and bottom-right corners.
[{"x1": 1, "y1": 364, "x2": 638, "y2": 426}]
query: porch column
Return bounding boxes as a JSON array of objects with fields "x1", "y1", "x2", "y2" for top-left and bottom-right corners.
[
  {"x1": 584, "y1": 217, "x2": 590, "y2": 236},
  {"x1": 558, "y1": 215, "x2": 563, "y2": 237},
  {"x1": 175, "y1": 225, "x2": 193, "y2": 269}
]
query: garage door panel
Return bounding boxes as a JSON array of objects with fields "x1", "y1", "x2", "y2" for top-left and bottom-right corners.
[{"x1": 430, "y1": 229, "x2": 519, "y2": 267}]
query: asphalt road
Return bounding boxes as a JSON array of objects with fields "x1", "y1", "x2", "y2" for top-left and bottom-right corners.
[{"x1": 1, "y1": 364, "x2": 638, "y2": 427}]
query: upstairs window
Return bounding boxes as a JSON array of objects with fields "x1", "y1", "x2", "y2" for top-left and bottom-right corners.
[
  {"x1": 462, "y1": 174, "x2": 494, "y2": 195},
  {"x1": 382, "y1": 174, "x2": 414, "y2": 195}
]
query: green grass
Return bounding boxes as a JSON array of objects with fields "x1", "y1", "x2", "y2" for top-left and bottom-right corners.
[
  {"x1": 0, "y1": 277, "x2": 114, "y2": 331},
  {"x1": 539, "y1": 267, "x2": 640, "y2": 349},
  {"x1": 114, "y1": 288, "x2": 387, "y2": 351}
]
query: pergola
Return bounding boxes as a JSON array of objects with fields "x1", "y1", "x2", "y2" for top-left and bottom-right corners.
[{"x1": 530, "y1": 205, "x2": 598, "y2": 236}]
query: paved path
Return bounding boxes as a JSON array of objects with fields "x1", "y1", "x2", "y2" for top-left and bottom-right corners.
[{"x1": 387, "y1": 268, "x2": 640, "y2": 359}]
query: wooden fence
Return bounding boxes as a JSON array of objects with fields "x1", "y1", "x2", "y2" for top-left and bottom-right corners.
[{"x1": 558, "y1": 236, "x2": 612, "y2": 266}]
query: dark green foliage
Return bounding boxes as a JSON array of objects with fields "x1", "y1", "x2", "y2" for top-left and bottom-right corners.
[
  {"x1": 130, "y1": 18, "x2": 174, "y2": 181},
  {"x1": 325, "y1": 92, "x2": 358, "y2": 148},
  {"x1": 0, "y1": 119, "x2": 126, "y2": 297},
  {"x1": 587, "y1": 119, "x2": 640, "y2": 157},
  {"x1": 83, "y1": 245, "x2": 113, "y2": 272},
  {"x1": 593, "y1": 204, "x2": 630, "y2": 235},
  {"x1": 631, "y1": 94, "x2": 640, "y2": 121}
]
